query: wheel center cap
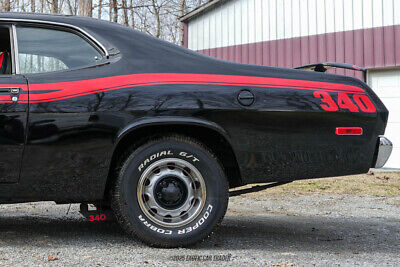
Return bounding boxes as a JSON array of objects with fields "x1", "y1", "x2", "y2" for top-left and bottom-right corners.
[
  {"x1": 162, "y1": 183, "x2": 181, "y2": 203},
  {"x1": 154, "y1": 176, "x2": 188, "y2": 209}
]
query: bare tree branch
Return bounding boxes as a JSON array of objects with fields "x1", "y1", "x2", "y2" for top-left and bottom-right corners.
[
  {"x1": 112, "y1": 0, "x2": 118, "y2": 23},
  {"x1": 121, "y1": 0, "x2": 128, "y2": 26},
  {"x1": 98, "y1": 0, "x2": 103, "y2": 19},
  {"x1": 78, "y1": 0, "x2": 92, "y2": 17}
]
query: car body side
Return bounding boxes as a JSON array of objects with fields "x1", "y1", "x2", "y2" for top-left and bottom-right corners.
[{"x1": 0, "y1": 13, "x2": 389, "y2": 204}]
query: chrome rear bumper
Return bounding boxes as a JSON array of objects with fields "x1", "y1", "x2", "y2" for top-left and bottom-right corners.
[{"x1": 374, "y1": 136, "x2": 393, "y2": 168}]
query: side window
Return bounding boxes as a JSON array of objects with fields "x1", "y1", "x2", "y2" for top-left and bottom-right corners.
[
  {"x1": 16, "y1": 27, "x2": 102, "y2": 74},
  {"x1": 0, "y1": 26, "x2": 12, "y2": 75}
]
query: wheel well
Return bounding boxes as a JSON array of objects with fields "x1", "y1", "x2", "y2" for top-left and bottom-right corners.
[{"x1": 104, "y1": 124, "x2": 242, "y2": 201}]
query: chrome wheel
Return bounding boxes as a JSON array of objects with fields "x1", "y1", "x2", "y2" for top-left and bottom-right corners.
[{"x1": 137, "y1": 158, "x2": 206, "y2": 227}]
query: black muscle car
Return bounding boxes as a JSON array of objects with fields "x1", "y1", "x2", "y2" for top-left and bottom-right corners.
[{"x1": 0, "y1": 13, "x2": 392, "y2": 247}]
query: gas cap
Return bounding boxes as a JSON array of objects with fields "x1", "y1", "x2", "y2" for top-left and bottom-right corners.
[{"x1": 237, "y1": 90, "x2": 255, "y2": 106}]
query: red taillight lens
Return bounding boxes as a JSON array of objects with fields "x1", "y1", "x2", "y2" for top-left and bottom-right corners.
[{"x1": 335, "y1": 127, "x2": 363, "y2": 135}]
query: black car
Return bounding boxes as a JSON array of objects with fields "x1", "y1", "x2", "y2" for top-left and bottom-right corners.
[{"x1": 0, "y1": 13, "x2": 392, "y2": 247}]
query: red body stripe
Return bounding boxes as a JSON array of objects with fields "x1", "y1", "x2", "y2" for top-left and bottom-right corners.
[{"x1": 1, "y1": 73, "x2": 365, "y2": 103}]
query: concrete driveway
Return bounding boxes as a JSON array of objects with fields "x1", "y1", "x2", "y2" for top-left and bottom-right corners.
[{"x1": 0, "y1": 192, "x2": 399, "y2": 266}]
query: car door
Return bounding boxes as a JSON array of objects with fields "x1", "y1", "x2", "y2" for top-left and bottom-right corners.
[
  {"x1": 0, "y1": 24, "x2": 28, "y2": 183},
  {"x1": 14, "y1": 23, "x2": 118, "y2": 200}
]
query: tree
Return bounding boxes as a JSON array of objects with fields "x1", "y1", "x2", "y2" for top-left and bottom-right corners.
[
  {"x1": 121, "y1": 0, "x2": 129, "y2": 26},
  {"x1": 40, "y1": 0, "x2": 45, "y2": 12},
  {"x1": 112, "y1": 0, "x2": 118, "y2": 23},
  {"x1": 31, "y1": 0, "x2": 36, "y2": 12},
  {"x1": 98, "y1": 0, "x2": 103, "y2": 19},
  {"x1": 67, "y1": 0, "x2": 79, "y2": 15},
  {"x1": 2, "y1": 0, "x2": 11, "y2": 11},
  {"x1": 2, "y1": 0, "x2": 207, "y2": 45},
  {"x1": 78, "y1": 0, "x2": 93, "y2": 17},
  {"x1": 51, "y1": 0, "x2": 59, "y2": 13},
  {"x1": 179, "y1": 0, "x2": 186, "y2": 46},
  {"x1": 129, "y1": 0, "x2": 134, "y2": 28}
]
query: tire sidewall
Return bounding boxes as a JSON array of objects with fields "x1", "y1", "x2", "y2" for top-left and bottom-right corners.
[{"x1": 118, "y1": 138, "x2": 228, "y2": 245}]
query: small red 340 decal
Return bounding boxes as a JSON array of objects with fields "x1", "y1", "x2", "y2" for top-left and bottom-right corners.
[
  {"x1": 313, "y1": 91, "x2": 376, "y2": 113},
  {"x1": 89, "y1": 214, "x2": 107, "y2": 222}
]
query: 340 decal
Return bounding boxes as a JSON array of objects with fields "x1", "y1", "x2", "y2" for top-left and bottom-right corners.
[
  {"x1": 313, "y1": 91, "x2": 376, "y2": 113},
  {"x1": 89, "y1": 214, "x2": 107, "y2": 222}
]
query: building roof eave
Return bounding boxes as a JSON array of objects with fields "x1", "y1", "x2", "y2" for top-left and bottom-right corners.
[{"x1": 180, "y1": 0, "x2": 230, "y2": 22}]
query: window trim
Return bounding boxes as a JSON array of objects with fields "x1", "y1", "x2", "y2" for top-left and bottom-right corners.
[
  {"x1": 0, "y1": 18, "x2": 109, "y2": 59},
  {"x1": 11, "y1": 25, "x2": 20, "y2": 74}
]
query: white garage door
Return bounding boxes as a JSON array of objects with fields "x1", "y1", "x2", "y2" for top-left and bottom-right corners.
[{"x1": 368, "y1": 69, "x2": 400, "y2": 169}]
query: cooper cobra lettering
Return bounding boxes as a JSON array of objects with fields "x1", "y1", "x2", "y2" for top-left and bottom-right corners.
[
  {"x1": 178, "y1": 204, "x2": 213, "y2": 235},
  {"x1": 138, "y1": 215, "x2": 172, "y2": 235}
]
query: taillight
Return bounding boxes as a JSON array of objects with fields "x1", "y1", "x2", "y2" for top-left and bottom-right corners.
[{"x1": 335, "y1": 127, "x2": 363, "y2": 135}]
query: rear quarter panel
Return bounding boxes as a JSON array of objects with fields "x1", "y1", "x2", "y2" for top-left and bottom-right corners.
[{"x1": 214, "y1": 81, "x2": 386, "y2": 184}]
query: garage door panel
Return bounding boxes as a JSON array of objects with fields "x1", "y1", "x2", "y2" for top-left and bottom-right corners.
[
  {"x1": 385, "y1": 147, "x2": 399, "y2": 168},
  {"x1": 383, "y1": 123, "x2": 400, "y2": 148},
  {"x1": 369, "y1": 69, "x2": 400, "y2": 97},
  {"x1": 371, "y1": 86, "x2": 400, "y2": 98},
  {"x1": 368, "y1": 69, "x2": 400, "y2": 168},
  {"x1": 380, "y1": 98, "x2": 400, "y2": 123}
]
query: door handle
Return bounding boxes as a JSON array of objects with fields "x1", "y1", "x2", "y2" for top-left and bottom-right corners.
[
  {"x1": 0, "y1": 87, "x2": 21, "y2": 102},
  {"x1": 10, "y1": 88, "x2": 20, "y2": 95}
]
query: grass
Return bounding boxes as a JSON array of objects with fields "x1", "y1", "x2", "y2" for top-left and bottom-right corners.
[{"x1": 237, "y1": 172, "x2": 400, "y2": 197}]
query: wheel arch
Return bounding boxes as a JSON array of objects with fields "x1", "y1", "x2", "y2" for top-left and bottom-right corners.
[{"x1": 104, "y1": 117, "x2": 242, "y2": 201}]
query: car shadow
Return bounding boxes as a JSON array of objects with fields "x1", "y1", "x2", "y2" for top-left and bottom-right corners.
[
  {"x1": 0, "y1": 215, "x2": 130, "y2": 244},
  {"x1": 0, "y1": 212, "x2": 398, "y2": 253},
  {"x1": 201, "y1": 214, "x2": 399, "y2": 253}
]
